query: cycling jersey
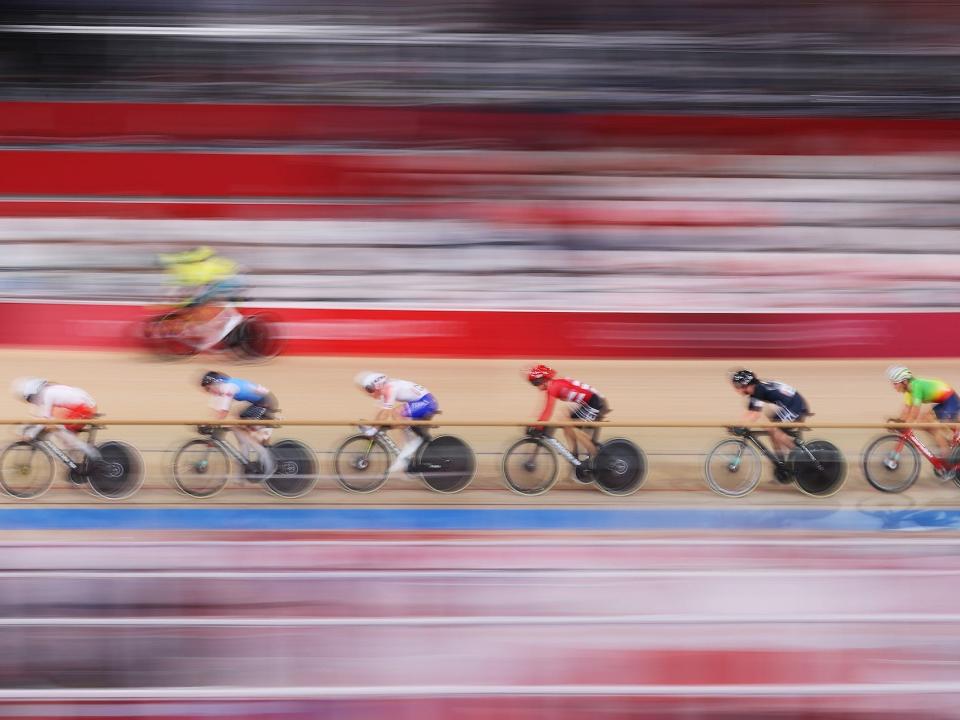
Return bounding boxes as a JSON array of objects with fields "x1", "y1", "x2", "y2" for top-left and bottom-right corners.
[
  {"x1": 209, "y1": 378, "x2": 274, "y2": 413},
  {"x1": 904, "y1": 377, "x2": 955, "y2": 406},
  {"x1": 379, "y1": 380, "x2": 429, "y2": 410},
  {"x1": 747, "y1": 380, "x2": 809, "y2": 422},
  {"x1": 33, "y1": 384, "x2": 96, "y2": 419},
  {"x1": 537, "y1": 378, "x2": 602, "y2": 422},
  {"x1": 31, "y1": 384, "x2": 96, "y2": 433}
]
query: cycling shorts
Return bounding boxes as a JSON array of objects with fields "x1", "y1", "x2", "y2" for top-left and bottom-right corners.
[
  {"x1": 571, "y1": 394, "x2": 607, "y2": 422},
  {"x1": 934, "y1": 392, "x2": 960, "y2": 421},
  {"x1": 52, "y1": 404, "x2": 96, "y2": 433},
  {"x1": 402, "y1": 394, "x2": 439, "y2": 420}
]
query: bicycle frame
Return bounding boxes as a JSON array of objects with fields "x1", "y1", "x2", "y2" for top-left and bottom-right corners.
[
  {"x1": 739, "y1": 430, "x2": 822, "y2": 473},
  {"x1": 32, "y1": 426, "x2": 101, "y2": 474},
  {"x1": 206, "y1": 429, "x2": 259, "y2": 468},
  {"x1": 889, "y1": 429, "x2": 954, "y2": 472},
  {"x1": 539, "y1": 434, "x2": 582, "y2": 467}
]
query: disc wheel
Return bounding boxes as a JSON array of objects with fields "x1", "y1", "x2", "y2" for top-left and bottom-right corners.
[{"x1": 265, "y1": 440, "x2": 318, "y2": 498}]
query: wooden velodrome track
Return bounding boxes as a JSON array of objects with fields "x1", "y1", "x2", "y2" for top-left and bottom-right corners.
[{"x1": 0, "y1": 349, "x2": 956, "y2": 507}]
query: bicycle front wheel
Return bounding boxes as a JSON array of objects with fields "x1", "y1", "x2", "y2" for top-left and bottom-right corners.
[
  {"x1": 334, "y1": 435, "x2": 389, "y2": 493},
  {"x1": 704, "y1": 439, "x2": 762, "y2": 498},
  {"x1": 862, "y1": 435, "x2": 920, "y2": 493},
  {"x1": 502, "y1": 437, "x2": 559, "y2": 496},
  {"x1": 172, "y1": 439, "x2": 231, "y2": 498},
  {"x1": 418, "y1": 435, "x2": 476, "y2": 494},
  {"x1": 0, "y1": 442, "x2": 55, "y2": 499},
  {"x1": 265, "y1": 440, "x2": 318, "y2": 498}
]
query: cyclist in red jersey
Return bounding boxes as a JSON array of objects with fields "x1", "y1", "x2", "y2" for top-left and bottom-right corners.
[{"x1": 526, "y1": 364, "x2": 608, "y2": 468}]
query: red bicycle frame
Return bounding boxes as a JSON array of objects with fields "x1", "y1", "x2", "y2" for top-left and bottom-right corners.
[{"x1": 891, "y1": 426, "x2": 960, "y2": 473}]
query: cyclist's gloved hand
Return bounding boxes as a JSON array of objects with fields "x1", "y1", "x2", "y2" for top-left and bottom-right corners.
[
  {"x1": 526, "y1": 426, "x2": 544, "y2": 438},
  {"x1": 729, "y1": 426, "x2": 749, "y2": 437},
  {"x1": 359, "y1": 425, "x2": 379, "y2": 437},
  {"x1": 20, "y1": 424, "x2": 42, "y2": 441},
  {"x1": 197, "y1": 425, "x2": 215, "y2": 436}
]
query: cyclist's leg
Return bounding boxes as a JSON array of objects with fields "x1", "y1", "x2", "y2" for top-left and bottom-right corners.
[
  {"x1": 389, "y1": 395, "x2": 437, "y2": 472},
  {"x1": 51, "y1": 406, "x2": 99, "y2": 459},
  {"x1": 237, "y1": 404, "x2": 276, "y2": 474},
  {"x1": 570, "y1": 396, "x2": 606, "y2": 458},
  {"x1": 932, "y1": 396, "x2": 960, "y2": 455}
]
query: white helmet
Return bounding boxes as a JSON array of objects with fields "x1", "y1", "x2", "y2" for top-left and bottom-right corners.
[
  {"x1": 354, "y1": 372, "x2": 387, "y2": 393},
  {"x1": 887, "y1": 365, "x2": 913, "y2": 384},
  {"x1": 11, "y1": 377, "x2": 46, "y2": 402}
]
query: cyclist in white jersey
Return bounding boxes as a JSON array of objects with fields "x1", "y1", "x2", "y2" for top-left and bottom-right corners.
[
  {"x1": 11, "y1": 378, "x2": 101, "y2": 461},
  {"x1": 355, "y1": 372, "x2": 439, "y2": 474}
]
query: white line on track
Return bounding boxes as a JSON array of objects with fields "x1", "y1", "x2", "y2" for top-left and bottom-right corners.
[
  {"x1": 0, "y1": 613, "x2": 958, "y2": 627},
  {"x1": 0, "y1": 681, "x2": 959, "y2": 700},
  {"x1": 0, "y1": 568, "x2": 957, "y2": 580}
]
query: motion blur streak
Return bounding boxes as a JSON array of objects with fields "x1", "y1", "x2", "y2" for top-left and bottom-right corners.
[{"x1": 0, "y1": 534, "x2": 956, "y2": 718}]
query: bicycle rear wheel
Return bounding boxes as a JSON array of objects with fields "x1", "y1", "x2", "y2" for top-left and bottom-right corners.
[
  {"x1": 89, "y1": 441, "x2": 145, "y2": 500},
  {"x1": 233, "y1": 314, "x2": 282, "y2": 361},
  {"x1": 704, "y1": 439, "x2": 762, "y2": 498},
  {"x1": 173, "y1": 439, "x2": 231, "y2": 498},
  {"x1": 417, "y1": 435, "x2": 475, "y2": 493},
  {"x1": 0, "y1": 442, "x2": 55, "y2": 499},
  {"x1": 862, "y1": 434, "x2": 920, "y2": 493},
  {"x1": 502, "y1": 437, "x2": 559, "y2": 496},
  {"x1": 791, "y1": 440, "x2": 846, "y2": 498},
  {"x1": 265, "y1": 440, "x2": 318, "y2": 498},
  {"x1": 334, "y1": 435, "x2": 389, "y2": 493},
  {"x1": 593, "y1": 438, "x2": 646, "y2": 496}
]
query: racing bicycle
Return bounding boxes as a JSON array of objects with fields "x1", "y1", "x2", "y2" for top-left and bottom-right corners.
[
  {"x1": 334, "y1": 425, "x2": 476, "y2": 494},
  {"x1": 862, "y1": 420, "x2": 960, "y2": 493},
  {"x1": 0, "y1": 421, "x2": 143, "y2": 500},
  {"x1": 704, "y1": 425, "x2": 846, "y2": 498},
  {"x1": 501, "y1": 426, "x2": 646, "y2": 496},
  {"x1": 172, "y1": 425, "x2": 317, "y2": 498},
  {"x1": 141, "y1": 307, "x2": 281, "y2": 361}
]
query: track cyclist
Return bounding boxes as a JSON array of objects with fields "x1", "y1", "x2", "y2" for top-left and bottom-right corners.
[
  {"x1": 158, "y1": 246, "x2": 243, "y2": 351},
  {"x1": 11, "y1": 378, "x2": 100, "y2": 461},
  {"x1": 886, "y1": 365, "x2": 960, "y2": 460},
  {"x1": 200, "y1": 371, "x2": 278, "y2": 477},
  {"x1": 354, "y1": 372, "x2": 439, "y2": 474},
  {"x1": 730, "y1": 369, "x2": 810, "y2": 465},
  {"x1": 526, "y1": 364, "x2": 608, "y2": 472}
]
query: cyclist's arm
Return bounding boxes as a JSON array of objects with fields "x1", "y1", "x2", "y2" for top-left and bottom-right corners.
[
  {"x1": 741, "y1": 409, "x2": 763, "y2": 426},
  {"x1": 535, "y1": 394, "x2": 556, "y2": 427}
]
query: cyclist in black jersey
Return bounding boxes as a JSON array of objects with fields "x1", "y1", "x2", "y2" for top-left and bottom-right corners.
[{"x1": 730, "y1": 369, "x2": 810, "y2": 460}]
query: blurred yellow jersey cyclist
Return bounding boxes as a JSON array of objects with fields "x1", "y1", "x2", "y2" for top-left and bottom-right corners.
[
  {"x1": 158, "y1": 246, "x2": 244, "y2": 351},
  {"x1": 887, "y1": 365, "x2": 960, "y2": 457}
]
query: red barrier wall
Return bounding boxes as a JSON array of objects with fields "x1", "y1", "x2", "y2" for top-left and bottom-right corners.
[
  {"x1": 3, "y1": 102, "x2": 959, "y2": 153},
  {"x1": 0, "y1": 302, "x2": 951, "y2": 358}
]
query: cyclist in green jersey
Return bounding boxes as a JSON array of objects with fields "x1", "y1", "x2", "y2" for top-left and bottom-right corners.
[{"x1": 887, "y1": 365, "x2": 960, "y2": 458}]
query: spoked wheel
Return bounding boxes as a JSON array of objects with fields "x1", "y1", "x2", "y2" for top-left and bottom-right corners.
[
  {"x1": 704, "y1": 439, "x2": 762, "y2": 498},
  {"x1": 0, "y1": 442, "x2": 55, "y2": 499},
  {"x1": 89, "y1": 441, "x2": 145, "y2": 500},
  {"x1": 791, "y1": 440, "x2": 847, "y2": 498},
  {"x1": 172, "y1": 439, "x2": 231, "y2": 498},
  {"x1": 502, "y1": 437, "x2": 559, "y2": 496},
  {"x1": 232, "y1": 314, "x2": 282, "y2": 361},
  {"x1": 265, "y1": 440, "x2": 318, "y2": 498},
  {"x1": 862, "y1": 435, "x2": 921, "y2": 494},
  {"x1": 334, "y1": 435, "x2": 390, "y2": 493},
  {"x1": 593, "y1": 438, "x2": 646, "y2": 496},
  {"x1": 416, "y1": 435, "x2": 476, "y2": 494}
]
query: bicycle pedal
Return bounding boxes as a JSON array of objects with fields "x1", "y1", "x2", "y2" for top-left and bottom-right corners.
[
  {"x1": 773, "y1": 467, "x2": 793, "y2": 484},
  {"x1": 573, "y1": 463, "x2": 593, "y2": 484}
]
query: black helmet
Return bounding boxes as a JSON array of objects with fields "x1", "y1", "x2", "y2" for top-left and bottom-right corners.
[
  {"x1": 730, "y1": 369, "x2": 757, "y2": 387},
  {"x1": 201, "y1": 370, "x2": 228, "y2": 387}
]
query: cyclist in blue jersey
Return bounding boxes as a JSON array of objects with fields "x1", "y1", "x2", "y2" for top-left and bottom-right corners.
[
  {"x1": 730, "y1": 369, "x2": 810, "y2": 461},
  {"x1": 200, "y1": 370, "x2": 278, "y2": 477}
]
